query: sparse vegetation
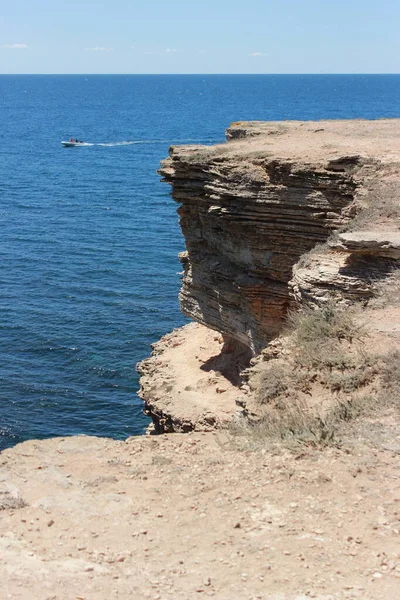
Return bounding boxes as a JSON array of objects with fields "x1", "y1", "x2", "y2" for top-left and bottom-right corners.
[
  {"x1": 295, "y1": 242, "x2": 330, "y2": 270},
  {"x1": 341, "y1": 180, "x2": 400, "y2": 232},
  {"x1": 370, "y1": 268, "x2": 400, "y2": 308},
  {"x1": 380, "y1": 350, "x2": 400, "y2": 404},
  {"x1": 244, "y1": 301, "x2": 385, "y2": 446},
  {"x1": 256, "y1": 364, "x2": 291, "y2": 404},
  {"x1": 288, "y1": 301, "x2": 365, "y2": 347}
]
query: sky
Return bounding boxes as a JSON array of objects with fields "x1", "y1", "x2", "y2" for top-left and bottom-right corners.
[{"x1": 0, "y1": 0, "x2": 399, "y2": 74}]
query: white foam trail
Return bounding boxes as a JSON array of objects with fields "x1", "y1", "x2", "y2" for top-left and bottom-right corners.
[
  {"x1": 96, "y1": 141, "x2": 137, "y2": 146},
  {"x1": 92, "y1": 139, "x2": 220, "y2": 147}
]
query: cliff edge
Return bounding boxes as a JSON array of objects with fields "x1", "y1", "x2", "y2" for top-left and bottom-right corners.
[{"x1": 138, "y1": 119, "x2": 400, "y2": 433}]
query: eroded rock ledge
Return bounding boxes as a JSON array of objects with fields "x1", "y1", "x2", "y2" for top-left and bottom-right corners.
[{"x1": 139, "y1": 119, "x2": 400, "y2": 432}]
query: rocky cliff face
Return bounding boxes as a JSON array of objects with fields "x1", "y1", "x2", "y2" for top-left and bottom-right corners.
[
  {"x1": 158, "y1": 122, "x2": 377, "y2": 354},
  {"x1": 139, "y1": 120, "x2": 400, "y2": 432}
]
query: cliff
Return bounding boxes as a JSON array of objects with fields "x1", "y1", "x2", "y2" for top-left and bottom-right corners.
[{"x1": 139, "y1": 119, "x2": 400, "y2": 432}]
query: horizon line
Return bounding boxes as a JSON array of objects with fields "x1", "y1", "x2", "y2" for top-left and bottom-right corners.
[{"x1": 1, "y1": 72, "x2": 400, "y2": 76}]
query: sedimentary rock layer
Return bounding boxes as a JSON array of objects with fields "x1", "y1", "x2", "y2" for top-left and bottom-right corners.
[
  {"x1": 140, "y1": 119, "x2": 400, "y2": 432},
  {"x1": 159, "y1": 121, "x2": 389, "y2": 353}
]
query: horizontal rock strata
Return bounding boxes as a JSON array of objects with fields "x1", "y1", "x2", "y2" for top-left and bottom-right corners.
[
  {"x1": 332, "y1": 231, "x2": 400, "y2": 259},
  {"x1": 291, "y1": 231, "x2": 400, "y2": 307},
  {"x1": 159, "y1": 126, "x2": 374, "y2": 354},
  {"x1": 140, "y1": 119, "x2": 400, "y2": 432}
]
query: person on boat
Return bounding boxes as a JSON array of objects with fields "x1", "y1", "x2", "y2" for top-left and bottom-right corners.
[{"x1": 70, "y1": 137, "x2": 75, "y2": 142}]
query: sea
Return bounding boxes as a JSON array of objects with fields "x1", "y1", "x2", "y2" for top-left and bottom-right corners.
[{"x1": 1, "y1": 74, "x2": 400, "y2": 451}]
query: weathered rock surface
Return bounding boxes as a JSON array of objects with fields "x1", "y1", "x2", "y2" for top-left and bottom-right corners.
[
  {"x1": 291, "y1": 231, "x2": 400, "y2": 307},
  {"x1": 137, "y1": 322, "x2": 249, "y2": 433},
  {"x1": 140, "y1": 119, "x2": 400, "y2": 432},
  {"x1": 160, "y1": 125, "x2": 368, "y2": 354},
  {"x1": 332, "y1": 231, "x2": 400, "y2": 258}
]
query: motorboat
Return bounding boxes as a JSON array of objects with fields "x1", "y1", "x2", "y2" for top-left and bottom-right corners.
[{"x1": 61, "y1": 140, "x2": 86, "y2": 147}]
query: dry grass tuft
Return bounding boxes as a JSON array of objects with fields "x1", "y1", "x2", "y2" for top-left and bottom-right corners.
[
  {"x1": 0, "y1": 493, "x2": 27, "y2": 511},
  {"x1": 286, "y1": 301, "x2": 366, "y2": 370},
  {"x1": 244, "y1": 302, "x2": 382, "y2": 446},
  {"x1": 380, "y1": 351, "x2": 400, "y2": 405},
  {"x1": 343, "y1": 180, "x2": 400, "y2": 232},
  {"x1": 370, "y1": 268, "x2": 400, "y2": 308},
  {"x1": 295, "y1": 242, "x2": 330, "y2": 270}
]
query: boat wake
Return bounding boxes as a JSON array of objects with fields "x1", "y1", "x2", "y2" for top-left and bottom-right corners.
[{"x1": 90, "y1": 139, "x2": 220, "y2": 147}]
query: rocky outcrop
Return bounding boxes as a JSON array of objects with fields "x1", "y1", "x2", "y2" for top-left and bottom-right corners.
[
  {"x1": 137, "y1": 323, "x2": 249, "y2": 433},
  {"x1": 332, "y1": 231, "x2": 400, "y2": 259},
  {"x1": 159, "y1": 128, "x2": 368, "y2": 355},
  {"x1": 290, "y1": 231, "x2": 400, "y2": 307},
  {"x1": 140, "y1": 119, "x2": 400, "y2": 432}
]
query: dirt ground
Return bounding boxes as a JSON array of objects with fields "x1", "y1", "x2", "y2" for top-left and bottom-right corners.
[
  {"x1": 138, "y1": 322, "x2": 248, "y2": 433},
  {"x1": 1, "y1": 413, "x2": 400, "y2": 600}
]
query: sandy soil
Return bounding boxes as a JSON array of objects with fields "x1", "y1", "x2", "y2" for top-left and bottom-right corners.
[
  {"x1": 138, "y1": 322, "x2": 247, "y2": 432},
  {"x1": 224, "y1": 119, "x2": 400, "y2": 164},
  {"x1": 1, "y1": 418, "x2": 400, "y2": 600}
]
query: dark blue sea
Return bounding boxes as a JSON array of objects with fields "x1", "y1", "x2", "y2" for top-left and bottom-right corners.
[{"x1": 1, "y1": 74, "x2": 400, "y2": 450}]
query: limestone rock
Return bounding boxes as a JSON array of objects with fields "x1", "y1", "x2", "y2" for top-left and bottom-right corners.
[
  {"x1": 331, "y1": 231, "x2": 400, "y2": 259},
  {"x1": 140, "y1": 119, "x2": 400, "y2": 432},
  {"x1": 159, "y1": 123, "x2": 367, "y2": 354},
  {"x1": 291, "y1": 231, "x2": 400, "y2": 307}
]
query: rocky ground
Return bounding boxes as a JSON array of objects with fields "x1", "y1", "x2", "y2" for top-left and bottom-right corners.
[
  {"x1": 138, "y1": 322, "x2": 247, "y2": 433},
  {"x1": 1, "y1": 415, "x2": 400, "y2": 600}
]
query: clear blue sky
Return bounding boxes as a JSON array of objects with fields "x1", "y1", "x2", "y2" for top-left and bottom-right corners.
[{"x1": 1, "y1": 0, "x2": 399, "y2": 74}]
